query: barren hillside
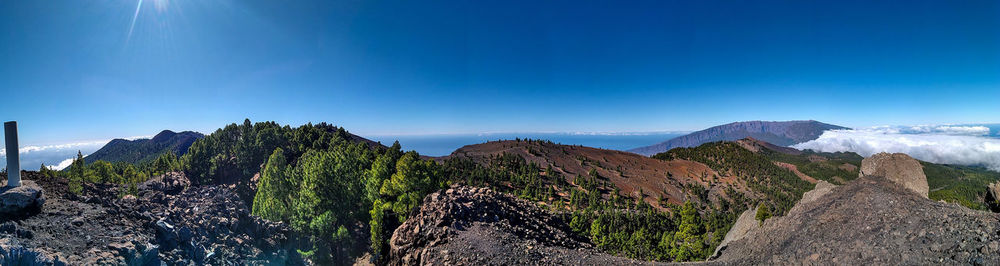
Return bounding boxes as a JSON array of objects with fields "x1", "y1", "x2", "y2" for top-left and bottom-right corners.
[{"x1": 441, "y1": 140, "x2": 734, "y2": 208}]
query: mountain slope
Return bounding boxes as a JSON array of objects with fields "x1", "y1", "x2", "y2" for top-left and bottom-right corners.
[
  {"x1": 444, "y1": 138, "x2": 851, "y2": 220},
  {"x1": 84, "y1": 130, "x2": 204, "y2": 165},
  {"x1": 628, "y1": 120, "x2": 847, "y2": 156},
  {"x1": 441, "y1": 139, "x2": 727, "y2": 209}
]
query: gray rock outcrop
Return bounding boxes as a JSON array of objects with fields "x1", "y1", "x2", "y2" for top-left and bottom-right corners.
[
  {"x1": 711, "y1": 209, "x2": 757, "y2": 258},
  {"x1": 789, "y1": 180, "x2": 836, "y2": 213},
  {"x1": 859, "y1": 152, "x2": 928, "y2": 198},
  {"x1": 712, "y1": 180, "x2": 837, "y2": 258},
  {"x1": 0, "y1": 180, "x2": 45, "y2": 218}
]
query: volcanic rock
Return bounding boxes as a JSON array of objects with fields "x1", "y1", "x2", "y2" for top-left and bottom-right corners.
[
  {"x1": 138, "y1": 171, "x2": 190, "y2": 194},
  {"x1": 859, "y1": 152, "x2": 928, "y2": 198},
  {"x1": 0, "y1": 241, "x2": 65, "y2": 266},
  {"x1": 710, "y1": 176, "x2": 1000, "y2": 264},
  {"x1": 712, "y1": 180, "x2": 838, "y2": 259},
  {"x1": 388, "y1": 184, "x2": 647, "y2": 265},
  {"x1": 789, "y1": 180, "x2": 836, "y2": 213},
  {"x1": 0, "y1": 180, "x2": 45, "y2": 218},
  {"x1": 987, "y1": 181, "x2": 1000, "y2": 213},
  {"x1": 1, "y1": 171, "x2": 297, "y2": 265},
  {"x1": 711, "y1": 209, "x2": 756, "y2": 258}
]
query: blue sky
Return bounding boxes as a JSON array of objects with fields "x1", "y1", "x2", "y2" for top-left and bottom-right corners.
[{"x1": 1, "y1": 0, "x2": 999, "y2": 146}]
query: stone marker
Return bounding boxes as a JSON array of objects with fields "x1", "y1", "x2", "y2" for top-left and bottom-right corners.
[
  {"x1": 1, "y1": 121, "x2": 44, "y2": 218},
  {"x1": 5, "y1": 121, "x2": 20, "y2": 187}
]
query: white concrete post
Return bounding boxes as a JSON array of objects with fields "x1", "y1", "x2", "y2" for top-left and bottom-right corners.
[{"x1": 5, "y1": 121, "x2": 20, "y2": 187}]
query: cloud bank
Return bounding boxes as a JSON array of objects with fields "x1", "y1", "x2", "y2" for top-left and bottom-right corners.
[
  {"x1": 793, "y1": 126, "x2": 1000, "y2": 171},
  {"x1": 899, "y1": 125, "x2": 991, "y2": 135},
  {"x1": 51, "y1": 157, "x2": 76, "y2": 170},
  {"x1": 1, "y1": 135, "x2": 151, "y2": 170},
  {"x1": 0, "y1": 140, "x2": 109, "y2": 157}
]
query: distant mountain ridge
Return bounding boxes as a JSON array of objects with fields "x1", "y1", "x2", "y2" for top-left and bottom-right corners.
[
  {"x1": 628, "y1": 120, "x2": 848, "y2": 156},
  {"x1": 84, "y1": 130, "x2": 204, "y2": 165}
]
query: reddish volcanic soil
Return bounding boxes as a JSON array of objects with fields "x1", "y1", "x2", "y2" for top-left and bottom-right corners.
[{"x1": 439, "y1": 140, "x2": 743, "y2": 209}]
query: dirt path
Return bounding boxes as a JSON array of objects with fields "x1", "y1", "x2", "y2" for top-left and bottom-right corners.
[{"x1": 774, "y1": 162, "x2": 819, "y2": 184}]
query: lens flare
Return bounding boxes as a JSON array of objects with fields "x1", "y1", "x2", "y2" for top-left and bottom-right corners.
[{"x1": 126, "y1": 0, "x2": 144, "y2": 43}]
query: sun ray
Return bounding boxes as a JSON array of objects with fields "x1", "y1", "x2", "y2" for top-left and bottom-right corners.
[{"x1": 126, "y1": 0, "x2": 144, "y2": 43}]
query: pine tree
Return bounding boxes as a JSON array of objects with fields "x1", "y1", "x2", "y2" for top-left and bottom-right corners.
[
  {"x1": 90, "y1": 160, "x2": 119, "y2": 183},
  {"x1": 755, "y1": 204, "x2": 771, "y2": 225},
  {"x1": 151, "y1": 152, "x2": 180, "y2": 176},
  {"x1": 252, "y1": 148, "x2": 291, "y2": 222},
  {"x1": 68, "y1": 151, "x2": 85, "y2": 194}
]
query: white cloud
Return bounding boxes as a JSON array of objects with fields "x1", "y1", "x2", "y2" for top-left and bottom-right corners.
[
  {"x1": 902, "y1": 125, "x2": 990, "y2": 135},
  {"x1": 2, "y1": 135, "x2": 154, "y2": 170},
  {"x1": 0, "y1": 135, "x2": 150, "y2": 157},
  {"x1": 794, "y1": 127, "x2": 1000, "y2": 171},
  {"x1": 1, "y1": 140, "x2": 113, "y2": 171},
  {"x1": 51, "y1": 157, "x2": 75, "y2": 170},
  {"x1": 22, "y1": 141, "x2": 108, "y2": 154}
]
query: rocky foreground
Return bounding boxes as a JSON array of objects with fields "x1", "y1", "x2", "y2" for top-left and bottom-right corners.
[
  {"x1": 3, "y1": 152, "x2": 998, "y2": 265},
  {"x1": 388, "y1": 185, "x2": 651, "y2": 265},
  {"x1": 710, "y1": 175, "x2": 1000, "y2": 265},
  {"x1": 710, "y1": 153, "x2": 1000, "y2": 265},
  {"x1": 0, "y1": 172, "x2": 297, "y2": 265}
]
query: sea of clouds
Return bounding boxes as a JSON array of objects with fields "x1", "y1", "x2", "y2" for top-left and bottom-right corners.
[
  {"x1": 1, "y1": 135, "x2": 150, "y2": 171},
  {"x1": 793, "y1": 125, "x2": 1000, "y2": 171}
]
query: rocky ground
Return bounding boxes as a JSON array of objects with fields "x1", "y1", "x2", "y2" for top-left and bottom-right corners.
[
  {"x1": 709, "y1": 153, "x2": 1000, "y2": 265},
  {"x1": 710, "y1": 176, "x2": 1000, "y2": 265},
  {"x1": 4, "y1": 151, "x2": 999, "y2": 265},
  {"x1": 388, "y1": 185, "x2": 652, "y2": 265},
  {"x1": 0, "y1": 171, "x2": 300, "y2": 265}
]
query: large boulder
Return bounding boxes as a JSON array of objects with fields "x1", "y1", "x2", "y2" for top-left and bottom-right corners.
[
  {"x1": 986, "y1": 181, "x2": 1000, "y2": 212},
  {"x1": 138, "y1": 172, "x2": 190, "y2": 194},
  {"x1": 859, "y1": 152, "x2": 928, "y2": 198},
  {"x1": 0, "y1": 180, "x2": 45, "y2": 218}
]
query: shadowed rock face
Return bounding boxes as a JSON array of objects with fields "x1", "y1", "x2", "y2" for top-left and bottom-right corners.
[{"x1": 859, "y1": 152, "x2": 928, "y2": 198}]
